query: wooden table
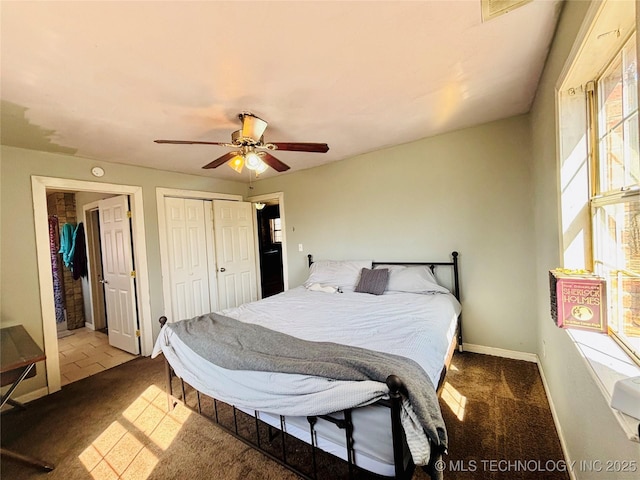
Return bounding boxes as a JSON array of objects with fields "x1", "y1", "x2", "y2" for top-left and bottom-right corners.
[{"x1": 0, "y1": 325, "x2": 54, "y2": 471}]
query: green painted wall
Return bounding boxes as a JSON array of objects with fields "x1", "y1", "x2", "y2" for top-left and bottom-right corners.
[
  {"x1": 252, "y1": 115, "x2": 537, "y2": 354},
  {"x1": 530, "y1": 1, "x2": 640, "y2": 476},
  {"x1": 0, "y1": 145, "x2": 247, "y2": 395}
]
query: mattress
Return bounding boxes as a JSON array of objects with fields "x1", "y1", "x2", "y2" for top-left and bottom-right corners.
[{"x1": 154, "y1": 286, "x2": 460, "y2": 476}]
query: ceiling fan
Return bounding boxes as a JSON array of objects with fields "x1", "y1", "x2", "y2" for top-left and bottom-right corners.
[{"x1": 154, "y1": 112, "x2": 329, "y2": 174}]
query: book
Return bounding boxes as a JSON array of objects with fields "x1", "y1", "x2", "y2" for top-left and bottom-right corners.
[{"x1": 549, "y1": 269, "x2": 607, "y2": 333}]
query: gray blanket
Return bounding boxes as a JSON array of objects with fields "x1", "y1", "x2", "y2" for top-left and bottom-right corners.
[{"x1": 167, "y1": 312, "x2": 448, "y2": 453}]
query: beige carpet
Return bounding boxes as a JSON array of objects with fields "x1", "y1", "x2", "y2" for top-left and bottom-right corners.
[{"x1": 0, "y1": 352, "x2": 568, "y2": 480}]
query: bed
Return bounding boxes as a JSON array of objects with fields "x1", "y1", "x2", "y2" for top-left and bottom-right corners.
[{"x1": 153, "y1": 252, "x2": 462, "y2": 479}]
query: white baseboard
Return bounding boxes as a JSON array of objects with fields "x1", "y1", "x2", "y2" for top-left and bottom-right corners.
[
  {"x1": 535, "y1": 360, "x2": 576, "y2": 480},
  {"x1": 0, "y1": 386, "x2": 49, "y2": 412},
  {"x1": 462, "y1": 343, "x2": 538, "y2": 363},
  {"x1": 461, "y1": 343, "x2": 575, "y2": 480}
]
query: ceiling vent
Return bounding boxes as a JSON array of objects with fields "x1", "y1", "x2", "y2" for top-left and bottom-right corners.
[{"x1": 481, "y1": 0, "x2": 532, "y2": 22}]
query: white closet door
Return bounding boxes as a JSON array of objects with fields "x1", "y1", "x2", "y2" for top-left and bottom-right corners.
[
  {"x1": 165, "y1": 198, "x2": 215, "y2": 321},
  {"x1": 99, "y1": 195, "x2": 140, "y2": 354},
  {"x1": 213, "y1": 200, "x2": 258, "y2": 309}
]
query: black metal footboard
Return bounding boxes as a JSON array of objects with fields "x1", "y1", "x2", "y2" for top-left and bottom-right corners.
[
  {"x1": 163, "y1": 366, "x2": 415, "y2": 479},
  {"x1": 159, "y1": 315, "x2": 416, "y2": 479}
]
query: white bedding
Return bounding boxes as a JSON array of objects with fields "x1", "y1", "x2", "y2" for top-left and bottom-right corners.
[
  {"x1": 153, "y1": 287, "x2": 460, "y2": 475},
  {"x1": 219, "y1": 287, "x2": 460, "y2": 384}
]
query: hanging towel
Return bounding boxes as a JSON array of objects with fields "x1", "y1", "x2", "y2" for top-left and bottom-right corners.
[
  {"x1": 59, "y1": 223, "x2": 75, "y2": 268},
  {"x1": 72, "y1": 222, "x2": 88, "y2": 280}
]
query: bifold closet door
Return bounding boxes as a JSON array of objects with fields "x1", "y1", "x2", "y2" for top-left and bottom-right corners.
[
  {"x1": 164, "y1": 197, "x2": 217, "y2": 322},
  {"x1": 212, "y1": 200, "x2": 258, "y2": 310}
]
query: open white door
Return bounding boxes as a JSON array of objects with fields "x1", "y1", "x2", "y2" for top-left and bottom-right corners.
[
  {"x1": 99, "y1": 195, "x2": 140, "y2": 354},
  {"x1": 213, "y1": 200, "x2": 258, "y2": 309}
]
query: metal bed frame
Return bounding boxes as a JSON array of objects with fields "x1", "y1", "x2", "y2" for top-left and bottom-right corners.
[{"x1": 159, "y1": 251, "x2": 461, "y2": 480}]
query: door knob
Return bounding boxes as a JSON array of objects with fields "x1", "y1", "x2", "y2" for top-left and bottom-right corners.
[
  {"x1": 99, "y1": 279, "x2": 109, "y2": 284},
  {"x1": 219, "y1": 267, "x2": 226, "y2": 272}
]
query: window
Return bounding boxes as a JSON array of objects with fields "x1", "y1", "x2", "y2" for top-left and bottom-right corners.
[
  {"x1": 591, "y1": 32, "x2": 640, "y2": 363},
  {"x1": 269, "y1": 217, "x2": 282, "y2": 244}
]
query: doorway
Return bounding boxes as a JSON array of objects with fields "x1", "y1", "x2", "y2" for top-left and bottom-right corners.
[
  {"x1": 248, "y1": 192, "x2": 289, "y2": 296},
  {"x1": 45, "y1": 190, "x2": 140, "y2": 386},
  {"x1": 32, "y1": 176, "x2": 153, "y2": 395},
  {"x1": 256, "y1": 204, "x2": 285, "y2": 297}
]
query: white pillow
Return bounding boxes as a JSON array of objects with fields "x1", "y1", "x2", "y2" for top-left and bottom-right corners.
[
  {"x1": 304, "y1": 260, "x2": 373, "y2": 291},
  {"x1": 374, "y1": 264, "x2": 450, "y2": 294},
  {"x1": 306, "y1": 283, "x2": 340, "y2": 293}
]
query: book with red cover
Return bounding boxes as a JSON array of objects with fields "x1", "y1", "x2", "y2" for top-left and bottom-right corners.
[{"x1": 549, "y1": 270, "x2": 607, "y2": 333}]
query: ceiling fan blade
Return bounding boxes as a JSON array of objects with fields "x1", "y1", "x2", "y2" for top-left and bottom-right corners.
[
  {"x1": 155, "y1": 139, "x2": 229, "y2": 146},
  {"x1": 260, "y1": 152, "x2": 290, "y2": 172},
  {"x1": 202, "y1": 151, "x2": 239, "y2": 169},
  {"x1": 271, "y1": 142, "x2": 329, "y2": 153}
]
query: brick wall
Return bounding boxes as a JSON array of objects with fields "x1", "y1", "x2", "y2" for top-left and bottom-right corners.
[{"x1": 47, "y1": 192, "x2": 85, "y2": 330}]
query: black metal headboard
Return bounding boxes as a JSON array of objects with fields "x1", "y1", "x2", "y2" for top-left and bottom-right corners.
[
  {"x1": 307, "y1": 251, "x2": 461, "y2": 301},
  {"x1": 307, "y1": 251, "x2": 462, "y2": 353}
]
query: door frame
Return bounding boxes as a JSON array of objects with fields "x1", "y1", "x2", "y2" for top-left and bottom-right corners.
[
  {"x1": 156, "y1": 188, "x2": 242, "y2": 321},
  {"x1": 247, "y1": 192, "x2": 289, "y2": 294},
  {"x1": 32, "y1": 176, "x2": 153, "y2": 394},
  {"x1": 82, "y1": 200, "x2": 107, "y2": 331}
]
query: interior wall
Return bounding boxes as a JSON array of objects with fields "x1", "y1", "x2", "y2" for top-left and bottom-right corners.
[
  {"x1": 251, "y1": 115, "x2": 537, "y2": 353},
  {"x1": 0, "y1": 145, "x2": 247, "y2": 397},
  {"x1": 530, "y1": 0, "x2": 640, "y2": 475}
]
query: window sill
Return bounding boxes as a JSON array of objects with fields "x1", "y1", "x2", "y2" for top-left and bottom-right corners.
[{"x1": 567, "y1": 329, "x2": 640, "y2": 443}]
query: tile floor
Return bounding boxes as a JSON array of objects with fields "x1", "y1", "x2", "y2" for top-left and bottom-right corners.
[{"x1": 58, "y1": 327, "x2": 137, "y2": 386}]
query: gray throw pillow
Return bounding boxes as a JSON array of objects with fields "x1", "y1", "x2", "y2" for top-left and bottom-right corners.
[{"x1": 355, "y1": 268, "x2": 389, "y2": 295}]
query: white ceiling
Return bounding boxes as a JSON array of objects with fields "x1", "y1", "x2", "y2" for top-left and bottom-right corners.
[{"x1": 1, "y1": 1, "x2": 563, "y2": 182}]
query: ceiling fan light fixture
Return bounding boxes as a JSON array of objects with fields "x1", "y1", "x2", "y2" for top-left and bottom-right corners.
[
  {"x1": 241, "y1": 113, "x2": 268, "y2": 141},
  {"x1": 254, "y1": 158, "x2": 269, "y2": 175},
  {"x1": 254, "y1": 162, "x2": 269, "y2": 175},
  {"x1": 244, "y1": 150, "x2": 263, "y2": 170},
  {"x1": 227, "y1": 154, "x2": 244, "y2": 173}
]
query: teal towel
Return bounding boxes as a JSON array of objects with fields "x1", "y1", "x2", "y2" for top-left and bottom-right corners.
[{"x1": 59, "y1": 223, "x2": 75, "y2": 267}]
